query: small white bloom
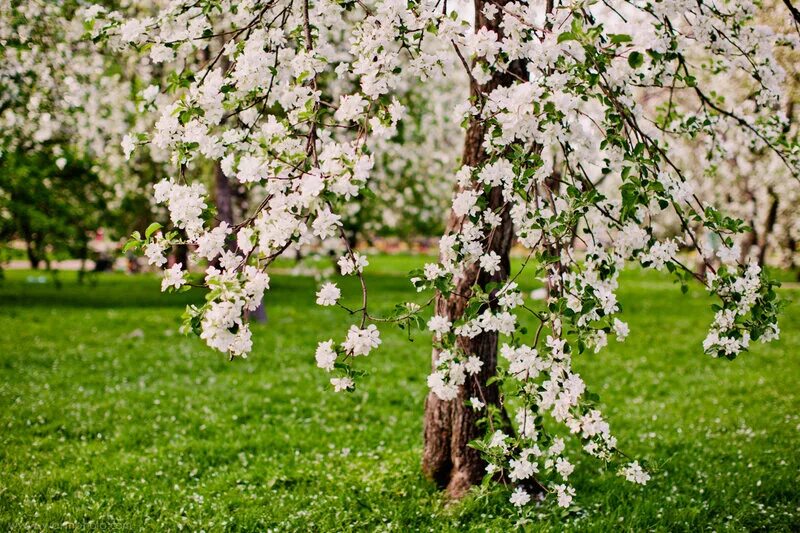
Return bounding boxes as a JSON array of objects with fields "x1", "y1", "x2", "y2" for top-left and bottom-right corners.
[
  {"x1": 464, "y1": 355, "x2": 483, "y2": 375},
  {"x1": 334, "y1": 94, "x2": 368, "y2": 122},
  {"x1": 489, "y1": 430, "x2": 508, "y2": 450},
  {"x1": 119, "y1": 19, "x2": 147, "y2": 44},
  {"x1": 509, "y1": 487, "x2": 530, "y2": 507},
  {"x1": 121, "y1": 134, "x2": 136, "y2": 160},
  {"x1": 330, "y1": 377, "x2": 354, "y2": 392},
  {"x1": 469, "y1": 397, "x2": 485, "y2": 410},
  {"x1": 338, "y1": 252, "x2": 368, "y2": 275},
  {"x1": 423, "y1": 263, "x2": 443, "y2": 280},
  {"x1": 620, "y1": 461, "x2": 650, "y2": 485},
  {"x1": 196, "y1": 223, "x2": 230, "y2": 260},
  {"x1": 144, "y1": 241, "x2": 167, "y2": 267},
  {"x1": 312, "y1": 208, "x2": 341, "y2": 239},
  {"x1": 150, "y1": 43, "x2": 174, "y2": 63},
  {"x1": 315, "y1": 340, "x2": 337, "y2": 371},
  {"x1": 316, "y1": 282, "x2": 341, "y2": 306},
  {"x1": 452, "y1": 189, "x2": 479, "y2": 217},
  {"x1": 555, "y1": 457, "x2": 574, "y2": 479},
  {"x1": 343, "y1": 324, "x2": 381, "y2": 356},
  {"x1": 427, "y1": 315, "x2": 452, "y2": 337},
  {"x1": 555, "y1": 484, "x2": 575, "y2": 507},
  {"x1": 613, "y1": 318, "x2": 629, "y2": 341},
  {"x1": 236, "y1": 227, "x2": 255, "y2": 254},
  {"x1": 479, "y1": 251, "x2": 501, "y2": 275},
  {"x1": 161, "y1": 263, "x2": 186, "y2": 291}
]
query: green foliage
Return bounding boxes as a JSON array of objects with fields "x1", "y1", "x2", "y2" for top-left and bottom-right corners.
[{"x1": 0, "y1": 151, "x2": 112, "y2": 268}]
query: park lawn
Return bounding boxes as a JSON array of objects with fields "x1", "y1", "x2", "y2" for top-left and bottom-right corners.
[{"x1": 0, "y1": 257, "x2": 798, "y2": 532}]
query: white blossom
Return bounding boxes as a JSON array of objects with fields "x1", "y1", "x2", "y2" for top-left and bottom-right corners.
[
  {"x1": 427, "y1": 315, "x2": 452, "y2": 337},
  {"x1": 330, "y1": 377, "x2": 354, "y2": 392},
  {"x1": 338, "y1": 253, "x2": 368, "y2": 275},
  {"x1": 316, "y1": 282, "x2": 341, "y2": 306},
  {"x1": 620, "y1": 461, "x2": 650, "y2": 485},
  {"x1": 343, "y1": 324, "x2": 381, "y2": 356},
  {"x1": 479, "y1": 251, "x2": 501, "y2": 275},
  {"x1": 509, "y1": 487, "x2": 530, "y2": 507},
  {"x1": 315, "y1": 340, "x2": 337, "y2": 371},
  {"x1": 161, "y1": 263, "x2": 186, "y2": 291}
]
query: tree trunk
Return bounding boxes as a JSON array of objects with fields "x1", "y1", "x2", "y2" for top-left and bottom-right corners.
[
  {"x1": 26, "y1": 241, "x2": 40, "y2": 270},
  {"x1": 739, "y1": 225, "x2": 756, "y2": 263},
  {"x1": 209, "y1": 160, "x2": 235, "y2": 270},
  {"x1": 422, "y1": 0, "x2": 527, "y2": 499},
  {"x1": 174, "y1": 244, "x2": 190, "y2": 270},
  {"x1": 738, "y1": 185, "x2": 757, "y2": 263},
  {"x1": 793, "y1": 240, "x2": 800, "y2": 281},
  {"x1": 22, "y1": 223, "x2": 40, "y2": 269},
  {"x1": 215, "y1": 161, "x2": 234, "y2": 227},
  {"x1": 756, "y1": 190, "x2": 778, "y2": 267},
  {"x1": 210, "y1": 44, "x2": 235, "y2": 248}
]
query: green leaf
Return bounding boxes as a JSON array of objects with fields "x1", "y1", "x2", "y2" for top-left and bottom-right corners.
[
  {"x1": 122, "y1": 240, "x2": 140, "y2": 253},
  {"x1": 145, "y1": 222, "x2": 163, "y2": 239},
  {"x1": 610, "y1": 34, "x2": 632, "y2": 44},
  {"x1": 628, "y1": 51, "x2": 644, "y2": 69},
  {"x1": 557, "y1": 32, "x2": 576, "y2": 44}
]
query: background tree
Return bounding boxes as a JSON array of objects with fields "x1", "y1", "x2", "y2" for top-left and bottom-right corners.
[
  {"x1": 0, "y1": 152, "x2": 111, "y2": 270},
  {"x1": 0, "y1": 0, "x2": 162, "y2": 271},
  {"x1": 624, "y1": 0, "x2": 800, "y2": 273}
]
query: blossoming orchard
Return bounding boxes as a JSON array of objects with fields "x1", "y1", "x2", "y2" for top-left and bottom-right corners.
[{"x1": 1, "y1": 0, "x2": 799, "y2": 527}]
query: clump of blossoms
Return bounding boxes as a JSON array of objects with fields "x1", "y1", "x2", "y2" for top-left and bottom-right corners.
[
  {"x1": 96, "y1": 0, "x2": 794, "y2": 515},
  {"x1": 0, "y1": 1, "x2": 160, "y2": 199}
]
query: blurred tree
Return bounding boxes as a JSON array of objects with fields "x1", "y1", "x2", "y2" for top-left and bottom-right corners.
[{"x1": 0, "y1": 151, "x2": 111, "y2": 270}]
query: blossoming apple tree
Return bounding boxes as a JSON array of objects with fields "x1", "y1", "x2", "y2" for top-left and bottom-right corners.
[
  {"x1": 92, "y1": 0, "x2": 796, "y2": 513},
  {"x1": 634, "y1": 0, "x2": 800, "y2": 271},
  {"x1": 0, "y1": 0, "x2": 167, "y2": 267},
  {"x1": 686, "y1": 0, "x2": 800, "y2": 271}
]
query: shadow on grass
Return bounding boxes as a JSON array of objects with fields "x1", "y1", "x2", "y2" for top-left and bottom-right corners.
[
  {"x1": 0, "y1": 270, "x2": 412, "y2": 310},
  {"x1": 0, "y1": 274, "x2": 204, "y2": 309}
]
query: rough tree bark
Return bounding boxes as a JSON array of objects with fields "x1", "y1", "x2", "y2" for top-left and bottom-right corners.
[
  {"x1": 25, "y1": 240, "x2": 41, "y2": 270},
  {"x1": 756, "y1": 190, "x2": 779, "y2": 267},
  {"x1": 421, "y1": 0, "x2": 528, "y2": 499},
  {"x1": 738, "y1": 186, "x2": 757, "y2": 263},
  {"x1": 215, "y1": 161, "x2": 234, "y2": 229}
]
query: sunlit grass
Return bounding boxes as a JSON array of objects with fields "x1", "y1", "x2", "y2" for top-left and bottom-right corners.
[{"x1": 0, "y1": 259, "x2": 797, "y2": 531}]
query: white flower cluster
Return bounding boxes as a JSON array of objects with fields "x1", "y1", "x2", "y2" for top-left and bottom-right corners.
[
  {"x1": 189, "y1": 265, "x2": 270, "y2": 357},
  {"x1": 703, "y1": 264, "x2": 779, "y2": 358},
  {"x1": 315, "y1": 324, "x2": 381, "y2": 391},
  {"x1": 406, "y1": 0, "x2": 783, "y2": 510}
]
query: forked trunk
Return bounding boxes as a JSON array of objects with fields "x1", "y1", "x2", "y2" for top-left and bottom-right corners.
[{"x1": 422, "y1": 0, "x2": 527, "y2": 499}]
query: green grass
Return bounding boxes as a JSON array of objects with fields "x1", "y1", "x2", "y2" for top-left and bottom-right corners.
[{"x1": 0, "y1": 257, "x2": 798, "y2": 531}]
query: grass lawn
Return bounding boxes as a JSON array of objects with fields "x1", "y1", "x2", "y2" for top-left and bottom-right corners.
[{"x1": 0, "y1": 256, "x2": 798, "y2": 531}]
